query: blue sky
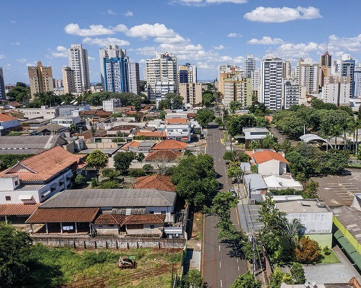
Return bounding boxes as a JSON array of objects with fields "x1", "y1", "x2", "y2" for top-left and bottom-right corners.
[{"x1": 0, "y1": 0, "x2": 360, "y2": 84}]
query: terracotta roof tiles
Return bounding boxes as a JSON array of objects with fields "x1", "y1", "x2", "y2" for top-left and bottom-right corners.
[
  {"x1": 0, "y1": 204, "x2": 40, "y2": 216},
  {"x1": 26, "y1": 207, "x2": 99, "y2": 223},
  {"x1": 123, "y1": 214, "x2": 166, "y2": 225},
  {"x1": 94, "y1": 214, "x2": 127, "y2": 225},
  {"x1": 0, "y1": 113, "x2": 18, "y2": 122},
  {"x1": 252, "y1": 150, "x2": 288, "y2": 165},
  {"x1": 150, "y1": 140, "x2": 187, "y2": 151},
  {"x1": 145, "y1": 150, "x2": 182, "y2": 162},
  {"x1": 134, "y1": 175, "x2": 176, "y2": 192}
]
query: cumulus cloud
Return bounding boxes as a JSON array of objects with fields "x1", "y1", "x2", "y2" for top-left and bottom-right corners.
[
  {"x1": 50, "y1": 46, "x2": 68, "y2": 58},
  {"x1": 126, "y1": 23, "x2": 176, "y2": 38},
  {"x1": 82, "y1": 37, "x2": 130, "y2": 47},
  {"x1": 196, "y1": 62, "x2": 214, "y2": 69},
  {"x1": 214, "y1": 45, "x2": 225, "y2": 50},
  {"x1": 227, "y1": 33, "x2": 242, "y2": 38},
  {"x1": 174, "y1": 0, "x2": 246, "y2": 6},
  {"x1": 16, "y1": 58, "x2": 27, "y2": 63},
  {"x1": 244, "y1": 6, "x2": 322, "y2": 23},
  {"x1": 328, "y1": 34, "x2": 361, "y2": 53},
  {"x1": 26, "y1": 61, "x2": 37, "y2": 67},
  {"x1": 11, "y1": 42, "x2": 20, "y2": 46},
  {"x1": 270, "y1": 41, "x2": 323, "y2": 60},
  {"x1": 107, "y1": 9, "x2": 117, "y2": 15},
  {"x1": 64, "y1": 23, "x2": 114, "y2": 36},
  {"x1": 0, "y1": 55, "x2": 4, "y2": 59},
  {"x1": 124, "y1": 11, "x2": 133, "y2": 17},
  {"x1": 247, "y1": 36, "x2": 284, "y2": 45}
]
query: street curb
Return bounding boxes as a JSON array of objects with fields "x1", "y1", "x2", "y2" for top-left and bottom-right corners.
[{"x1": 201, "y1": 213, "x2": 205, "y2": 277}]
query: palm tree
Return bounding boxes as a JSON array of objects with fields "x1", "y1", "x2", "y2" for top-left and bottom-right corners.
[{"x1": 279, "y1": 218, "x2": 304, "y2": 247}]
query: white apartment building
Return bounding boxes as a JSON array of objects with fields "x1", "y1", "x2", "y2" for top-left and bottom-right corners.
[
  {"x1": 128, "y1": 62, "x2": 140, "y2": 95},
  {"x1": 103, "y1": 99, "x2": 121, "y2": 112},
  {"x1": 51, "y1": 115, "x2": 82, "y2": 128},
  {"x1": 62, "y1": 66, "x2": 76, "y2": 94},
  {"x1": 244, "y1": 55, "x2": 256, "y2": 78},
  {"x1": 99, "y1": 45, "x2": 126, "y2": 89},
  {"x1": 354, "y1": 66, "x2": 361, "y2": 98},
  {"x1": 68, "y1": 44, "x2": 90, "y2": 93},
  {"x1": 283, "y1": 80, "x2": 300, "y2": 109},
  {"x1": 179, "y1": 63, "x2": 197, "y2": 84},
  {"x1": 179, "y1": 83, "x2": 202, "y2": 105},
  {"x1": 297, "y1": 58, "x2": 319, "y2": 94},
  {"x1": 322, "y1": 76, "x2": 351, "y2": 106},
  {"x1": 283, "y1": 61, "x2": 292, "y2": 79},
  {"x1": 146, "y1": 52, "x2": 178, "y2": 102},
  {"x1": 341, "y1": 54, "x2": 355, "y2": 98},
  {"x1": 223, "y1": 76, "x2": 252, "y2": 108},
  {"x1": 16, "y1": 105, "x2": 59, "y2": 120},
  {"x1": 260, "y1": 56, "x2": 283, "y2": 110}
]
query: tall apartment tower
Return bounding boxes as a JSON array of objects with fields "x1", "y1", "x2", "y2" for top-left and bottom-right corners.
[
  {"x1": 99, "y1": 45, "x2": 126, "y2": 89},
  {"x1": 179, "y1": 63, "x2": 197, "y2": 84},
  {"x1": 62, "y1": 66, "x2": 76, "y2": 94},
  {"x1": 103, "y1": 56, "x2": 129, "y2": 93},
  {"x1": 282, "y1": 61, "x2": 292, "y2": 79},
  {"x1": 128, "y1": 62, "x2": 140, "y2": 95},
  {"x1": 260, "y1": 56, "x2": 283, "y2": 110},
  {"x1": 320, "y1": 51, "x2": 332, "y2": 67},
  {"x1": 218, "y1": 64, "x2": 242, "y2": 95},
  {"x1": 68, "y1": 44, "x2": 90, "y2": 94},
  {"x1": 283, "y1": 80, "x2": 299, "y2": 109},
  {"x1": 298, "y1": 58, "x2": 319, "y2": 94},
  {"x1": 145, "y1": 52, "x2": 178, "y2": 102},
  {"x1": 28, "y1": 61, "x2": 54, "y2": 99},
  {"x1": 244, "y1": 55, "x2": 256, "y2": 78},
  {"x1": 341, "y1": 54, "x2": 355, "y2": 98},
  {"x1": 354, "y1": 65, "x2": 361, "y2": 98},
  {"x1": 0, "y1": 68, "x2": 5, "y2": 100},
  {"x1": 322, "y1": 76, "x2": 351, "y2": 106},
  {"x1": 319, "y1": 51, "x2": 332, "y2": 88}
]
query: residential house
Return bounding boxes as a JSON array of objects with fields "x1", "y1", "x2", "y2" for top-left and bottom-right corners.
[
  {"x1": 243, "y1": 173, "x2": 268, "y2": 202},
  {"x1": 242, "y1": 127, "x2": 271, "y2": 148},
  {"x1": 16, "y1": 106, "x2": 59, "y2": 120},
  {"x1": 150, "y1": 140, "x2": 187, "y2": 152},
  {"x1": 0, "y1": 114, "x2": 20, "y2": 135},
  {"x1": 165, "y1": 123, "x2": 191, "y2": 142},
  {"x1": 252, "y1": 150, "x2": 288, "y2": 176},
  {"x1": 263, "y1": 175, "x2": 303, "y2": 191},
  {"x1": 145, "y1": 150, "x2": 183, "y2": 163},
  {"x1": 51, "y1": 115, "x2": 82, "y2": 128},
  {"x1": 134, "y1": 175, "x2": 176, "y2": 192},
  {"x1": 136, "y1": 130, "x2": 167, "y2": 140}
]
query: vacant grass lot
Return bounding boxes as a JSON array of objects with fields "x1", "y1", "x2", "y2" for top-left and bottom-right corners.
[{"x1": 30, "y1": 245, "x2": 182, "y2": 288}]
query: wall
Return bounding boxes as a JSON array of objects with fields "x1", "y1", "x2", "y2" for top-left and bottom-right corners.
[
  {"x1": 285, "y1": 212, "x2": 333, "y2": 234},
  {"x1": 31, "y1": 235, "x2": 185, "y2": 249},
  {"x1": 258, "y1": 159, "x2": 280, "y2": 176},
  {"x1": 334, "y1": 215, "x2": 361, "y2": 254}
]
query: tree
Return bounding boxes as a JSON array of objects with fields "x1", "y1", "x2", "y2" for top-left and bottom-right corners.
[
  {"x1": 142, "y1": 164, "x2": 153, "y2": 174},
  {"x1": 7, "y1": 82, "x2": 31, "y2": 103},
  {"x1": 290, "y1": 262, "x2": 306, "y2": 284},
  {"x1": 227, "y1": 165, "x2": 242, "y2": 179},
  {"x1": 113, "y1": 152, "x2": 135, "y2": 175},
  {"x1": 212, "y1": 191, "x2": 238, "y2": 220},
  {"x1": 227, "y1": 115, "x2": 257, "y2": 136},
  {"x1": 0, "y1": 223, "x2": 33, "y2": 287},
  {"x1": 86, "y1": 150, "x2": 108, "y2": 180},
  {"x1": 202, "y1": 93, "x2": 215, "y2": 107},
  {"x1": 229, "y1": 101, "x2": 242, "y2": 114},
  {"x1": 231, "y1": 272, "x2": 261, "y2": 288},
  {"x1": 195, "y1": 108, "x2": 214, "y2": 128},
  {"x1": 215, "y1": 117, "x2": 224, "y2": 129},
  {"x1": 159, "y1": 111, "x2": 166, "y2": 120},
  {"x1": 165, "y1": 93, "x2": 183, "y2": 109},
  {"x1": 183, "y1": 270, "x2": 204, "y2": 288},
  {"x1": 269, "y1": 268, "x2": 289, "y2": 288},
  {"x1": 74, "y1": 174, "x2": 86, "y2": 186},
  {"x1": 101, "y1": 168, "x2": 119, "y2": 180},
  {"x1": 295, "y1": 237, "x2": 322, "y2": 264},
  {"x1": 136, "y1": 152, "x2": 145, "y2": 162}
]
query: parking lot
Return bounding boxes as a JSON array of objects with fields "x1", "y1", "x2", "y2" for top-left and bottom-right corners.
[{"x1": 314, "y1": 168, "x2": 361, "y2": 207}]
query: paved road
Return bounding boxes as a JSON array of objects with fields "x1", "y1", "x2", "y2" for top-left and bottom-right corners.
[{"x1": 202, "y1": 125, "x2": 248, "y2": 288}]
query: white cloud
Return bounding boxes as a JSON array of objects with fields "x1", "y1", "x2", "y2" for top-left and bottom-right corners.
[
  {"x1": 0, "y1": 55, "x2": 4, "y2": 59},
  {"x1": 10, "y1": 20, "x2": 16, "y2": 24},
  {"x1": 328, "y1": 34, "x2": 361, "y2": 53},
  {"x1": 50, "y1": 46, "x2": 68, "y2": 58},
  {"x1": 107, "y1": 9, "x2": 117, "y2": 15},
  {"x1": 88, "y1": 56, "x2": 95, "y2": 60},
  {"x1": 206, "y1": 0, "x2": 247, "y2": 3},
  {"x1": 124, "y1": 11, "x2": 133, "y2": 17},
  {"x1": 64, "y1": 23, "x2": 114, "y2": 36},
  {"x1": 82, "y1": 37, "x2": 130, "y2": 47},
  {"x1": 247, "y1": 36, "x2": 284, "y2": 45},
  {"x1": 227, "y1": 33, "x2": 242, "y2": 38},
  {"x1": 214, "y1": 45, "x2": 225, "y2": 50},
  {"x1": 244, "y1": 6, "x2": 322, "y2": 23},
  {"x1": 11, "y1": 42, "x2": 20, "y2": 46},
  {"x1": 196, "y1": 62, "x2": 214, "y2": 69},
  {"x1": 270, "y1": 41, "x2": 322, "y2": 60},
  {"x1": 16, "y1": 58, "x2": 27, "y2": 63},
  {"x1": 126, "y1": 23, "x2": 176, "y2": 38},
  {"x1": 174, "y1": 0, "x2": 246, "y2": 6},
  {"x1": 26, "y1": 61, "x2": 37, "y2": 67}
]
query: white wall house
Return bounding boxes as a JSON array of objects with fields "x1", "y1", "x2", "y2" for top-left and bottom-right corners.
[
  {"x1": 252, "y1": 150, "x2": 288, "y2": 176},
  {"x1": 52, "y1": 115, "x2": 82, "y2": 128},
  {"x1": 165, "y1": 123, "x2": 191, "y2": 142},
  {"x1": 17, "y1": 106, "x2": 60, "y2": 120}
]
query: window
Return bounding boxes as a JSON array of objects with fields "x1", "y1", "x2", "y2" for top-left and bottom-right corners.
[
  {"x1": 5, "y1": 196, "x2": 11, "y2": 201},
  {"x1": 161, "y1": 211, "x2": 166, "y2": 214},
  {"x1": 149, "y1": 211, "x2": 154, "y2": 214},
  {"x1": 150, "y1": 225, "x2": 155, "y2": 229},
  {"x1": 15, "y1": 181, "x2": 19, "y2": 186}
]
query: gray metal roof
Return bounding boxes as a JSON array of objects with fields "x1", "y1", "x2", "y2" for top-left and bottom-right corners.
[
  {"x1": 40, "y1": 189, "x2": 177, "y2": 208},
  {"x1": 0, "y1": 135, "x2": 67, "y2": 155},
  {"x1": 243, "y1": 174, "x2": 267, "y2": 191},
  {"x1": 300, "y1": 134, "x2": 331, "y2": 146}
]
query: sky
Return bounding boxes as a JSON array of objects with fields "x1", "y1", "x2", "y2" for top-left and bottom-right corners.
[{"x1": 1, "y1": 0, "x2": 361, "y2": 84}]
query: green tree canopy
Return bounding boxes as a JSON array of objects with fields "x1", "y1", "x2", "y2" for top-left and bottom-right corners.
[
  {"x1": 113, "y1": 152, "x2": 135, "y2": 175},
  {"x1": 7, "y1": 82, "x2": 31, "y2": 103},
  {"x1": 231, "y1": 272, "x2": 261, "y2": 288},
  {"x1": 195, "y1": 108, "x2": 214, "y2": 128},
  {"x1": 202, "y1": 92, "x2": 215, "y2": 107},
  {"x1": 86, "y1": 150, "x2": 108, "y2": 178}
]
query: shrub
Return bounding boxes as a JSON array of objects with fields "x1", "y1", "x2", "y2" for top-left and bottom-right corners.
[
  {"x1": 142, "y1": 164, "x2": 153, "y2": 174},
  {"x1": 74, "y1": 174, "x2": 86, "y2": 186},
  {"x1": 129, "y1": 168, "x2": 146, "y2": 177},
  {"x1": 101, "y1": 168, "x2": 119, "y2": 180},
  {"x1": 323, "y1": 246, "x2": 331, "y2": 255},
  {"x1": 97, "y1": 180, "x2": 119, "y2": 189},
  {"x1": 250, "y1": 165, "x2": 258, "y2": 174},
  {"x1": 295, "y1": 237, "x2": 322, "y2": 264},
  {"x1": 91, "y1": 178, "x2": 98, "y2": 188}
]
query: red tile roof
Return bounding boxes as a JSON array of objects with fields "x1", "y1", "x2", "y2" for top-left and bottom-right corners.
[
  {"x1": 0, "y1": 204, "x2": 40, "y2": 216},
  {"x1": 150, "y1": 140, "x2": 187, "y2": 151},
  {"x1": 187, "y1": 113, "x2": 196, "y2": 118},
  {"x1": 123, "y1": 214, "x2": 166, "y2": 225},
  {"x1": 145, "y1": 150, "x2": 182, "y2": 162},
  {"x1": 94, "y1": 214, "x2": 127, "y2": 225},
  {"x1": 134, "y1": 175, "x2": 176, "y2": 192},
  {"x1": 26, "y1": 207, "x2": 99, "y2": 223},
  {"x1": 137, "y1": 131, "x2": 166, "y2": 138},
  {"x1": 0, "y1": 113, "x2": 18, "y2": 122},
  {"x1": 252, "y1": 150, "x2": 289, "y2": 165},
  {"x1": 109, "y1": 125, "x2": 137, "y2": 131},
  {"x1": 8, "y1": 101, "x2": 22, "y2": 107},
  {"x1": 165, "y1": 118, "x2": 189, "y2": 124},
  {"x1": 120, "y1": 141, "x2": 140, "y2": 151},
  {"x1": 0, "y1": 146, "x2": 83, "y2": 182}
]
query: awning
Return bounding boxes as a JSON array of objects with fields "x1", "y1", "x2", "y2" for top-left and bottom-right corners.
[
  {"x1": 18, "y1": 195, "x2": 33, "y2": 200},
  {"x1": 334, "y1": 230, "x2": 344, "y2": 240},
  {"x1": 349, "y1": 251, "x2": 361, "y2": 269},
  {"x1": 337, "y1": 237, "x2": 357, "y2": 255}
]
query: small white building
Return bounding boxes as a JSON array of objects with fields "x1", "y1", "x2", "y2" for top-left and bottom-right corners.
[
  {"x1": 165, "y1": 123, "x2": 191, "y2": 142},
  {"x1": 52, "y1": 115, "x2": 82, "y2": 128},
  {"x1": 103, "y1": 99, "x2": 121, "y2": 112},
  {"x1": 16, "y1": 105, "x2": 59, "y2": 120},
  {"x1": 252, "y1": 150, "x2": 288, "y2": 176},
  {"x1": 263, "y1": 175, "x2": 303, "y2": 191}
]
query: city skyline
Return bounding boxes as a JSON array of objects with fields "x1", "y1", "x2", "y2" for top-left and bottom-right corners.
[{"x1": 1, "y1": 0, "x2": 361, "y2": 84}]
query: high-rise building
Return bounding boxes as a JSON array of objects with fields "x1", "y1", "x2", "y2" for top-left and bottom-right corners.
[
  {"x1": 145, "y1": 52, "x2": 178, "y2": 102},
  {"x1": 331, "y1": 60, "x2": 341, "y2": 76},
  {"x1": 178, "y1": 63, "x2": 197, "y2": 84},
  {"x1": 341, "y1": 54, "x2": 355, "y2": 98},
  {"x1": 282, "y1": 61, "x2": 292, "y2": 79},
  {"x1": 99, "y1": 45, "x2": 126, "y2": 89},
  {"x1": 319, "y1": 51, "x2": 332, "y2": 88},
  {"x1": 260, "y1": 56, "x2": 283, "y2": 110},
  {"x1": 354, "y1": 65, "x2": 361, "y2": 98},
  {"x1": 322, "y1": 76, "x2": 350, "y2": 106},
  {"x1": 283, "y1": 80, "x2": 299, "y2": 109},
  {"x1": 297, "y1": 58, "x2": 319, "y2": 94},
  {"x1": 0, "y1": 68, "x2": 5, "y2": 100},
  {"x1": 320, "y1": 51, "x2": 332, "y2": 67},
  {"x1": 218, "y1": 64, "x2": 242, "y2": 95},
  {"x1": 179, "y1": 83, "x2": 202, "y2": 105},
  {"x1": 128, "y1": 62, "x2": 140, "y2": 95},
  {"x1": 28, "y1": 61, "x2": 54, "y2": 99},
  {"x1": 223, "y1": 76, "x2": 252, "y2": 108},
  {"x1": 53, "y1": 79, "x2": 63, "y2": 88},
  {"x1": 103, "y1": 57, "x2": 129, "y2": 93},
  {"x1": 68, "y1": 44, "x2": 90, "y2": 94},
  {"x1": 244, "y1": 55, "x2": 256, "y2": 78},
  {"x1": 62, "y1": 66, "x2": 76, "y2": 94},
  {"x1": 251, "y1": 69, "x2": 260, "y2": 100}
]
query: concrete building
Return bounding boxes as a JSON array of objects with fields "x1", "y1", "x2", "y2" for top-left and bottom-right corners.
[
  {"x1": 28, "y1": 61, "x2": 54, "y2": 99},
  {"x1": 244, "y1": 55, "x2": 256, "y2": 78},
  {"x1": 341, "y1": 54, "x2": 355, "y2": 99},
  {"x1": 165, "y1": 123, "x2": 191, "y2": 142},
  {"x1": 223, "y1": 76, "x2": 252, "y2": 108},
  {"x1": 51, "y1": 115, "x2": 82, "y2": 128},
  {"x1": 179, "y1": 83, "x2": 202, "y2": 105},
  {"x1": 218, "y1": 64, "x2": 242, "y2": 95},
  {"x1": 62, "y1": 66, "x2": 76, "y2": 94},
  {"x1": 99, "y1": 45, "x2": 126, "y2": 89},
  {"x1": 178, "y1": 63, "x2": 197, "y2": 84},
  {"x1": 0, "y1": 114, "x2": 20, "y2": 135},
  {"x1": 283, "y1": 80, "x2": 300, "y2": 109},
  {"x1": 102, "y1": 99, "x2": 121, "y2": 112},
  {"x1": 322, "y1": 76, "x2": 351, "y2": 106},
  {"x1": 103, "y1": 57, "x2": 129, "y2": 93},
  {"x1": 252, "y1": 150, "x2": 288, "y2": 176},
  {"x1": 298, "y1": 58, "x2": 319, "y2": 94},
  {"x1": 128, "y1": 62, "x2": 140, "y2": 95},
  {"x1": 251, "y1": 69, "x2": 260, "y2": 100},
  {"x1": 282, "y1": 60, "x2": 292, "y2": 79},
  {"x1": 146, "y1": 52, "x2": 178, "y2": 102},
  {"x1": 277, "y1": 200, "x2": 333, "y2": 248},
  {"x1": 319, "y1": 51, "x2": 332, "y2": 88},
  {"x1": 68, "y1": 44, "x2": 90, "y2": 93},
  {"x1": 16, "y1": 105, "x2": 59, "y2": 120},
  {"x1": 260, "y1": 56, "x2": 283, "y2": 110},
  {"x1": 354, "y1": 66, "x2": 361, "y2": 98},
  {"x1": 0, "y1": 67, "x2": 5, "y2": 100}
]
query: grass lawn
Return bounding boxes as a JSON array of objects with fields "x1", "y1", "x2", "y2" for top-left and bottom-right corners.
[
  {"x1": 320, "y1": 250, "x2": 340, "y2": 264},
  {"x1": 30, "y1": 245, "x2": 182, "y2": 288}
]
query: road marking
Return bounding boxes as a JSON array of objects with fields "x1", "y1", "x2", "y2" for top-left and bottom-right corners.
[
  {"x1": 220, "y1": 280, "x2": 223, "y2": 287},
  {"x1": 238, "y1": 266, "x2": 240, "y2": 271},
  {"x1": 237, "y1": 258, "x2": 238, "y2": 263},
  {"x1": 219, "y1": 245, "x2": 221, "y2": 252},
  {"x1": 219, "y1": 261, "x2": 222, "y2": 269}
]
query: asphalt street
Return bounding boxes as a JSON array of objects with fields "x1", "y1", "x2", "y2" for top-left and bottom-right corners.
[{"x1": 202, "y1": 125, "x2": 248, "y2": 288}]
